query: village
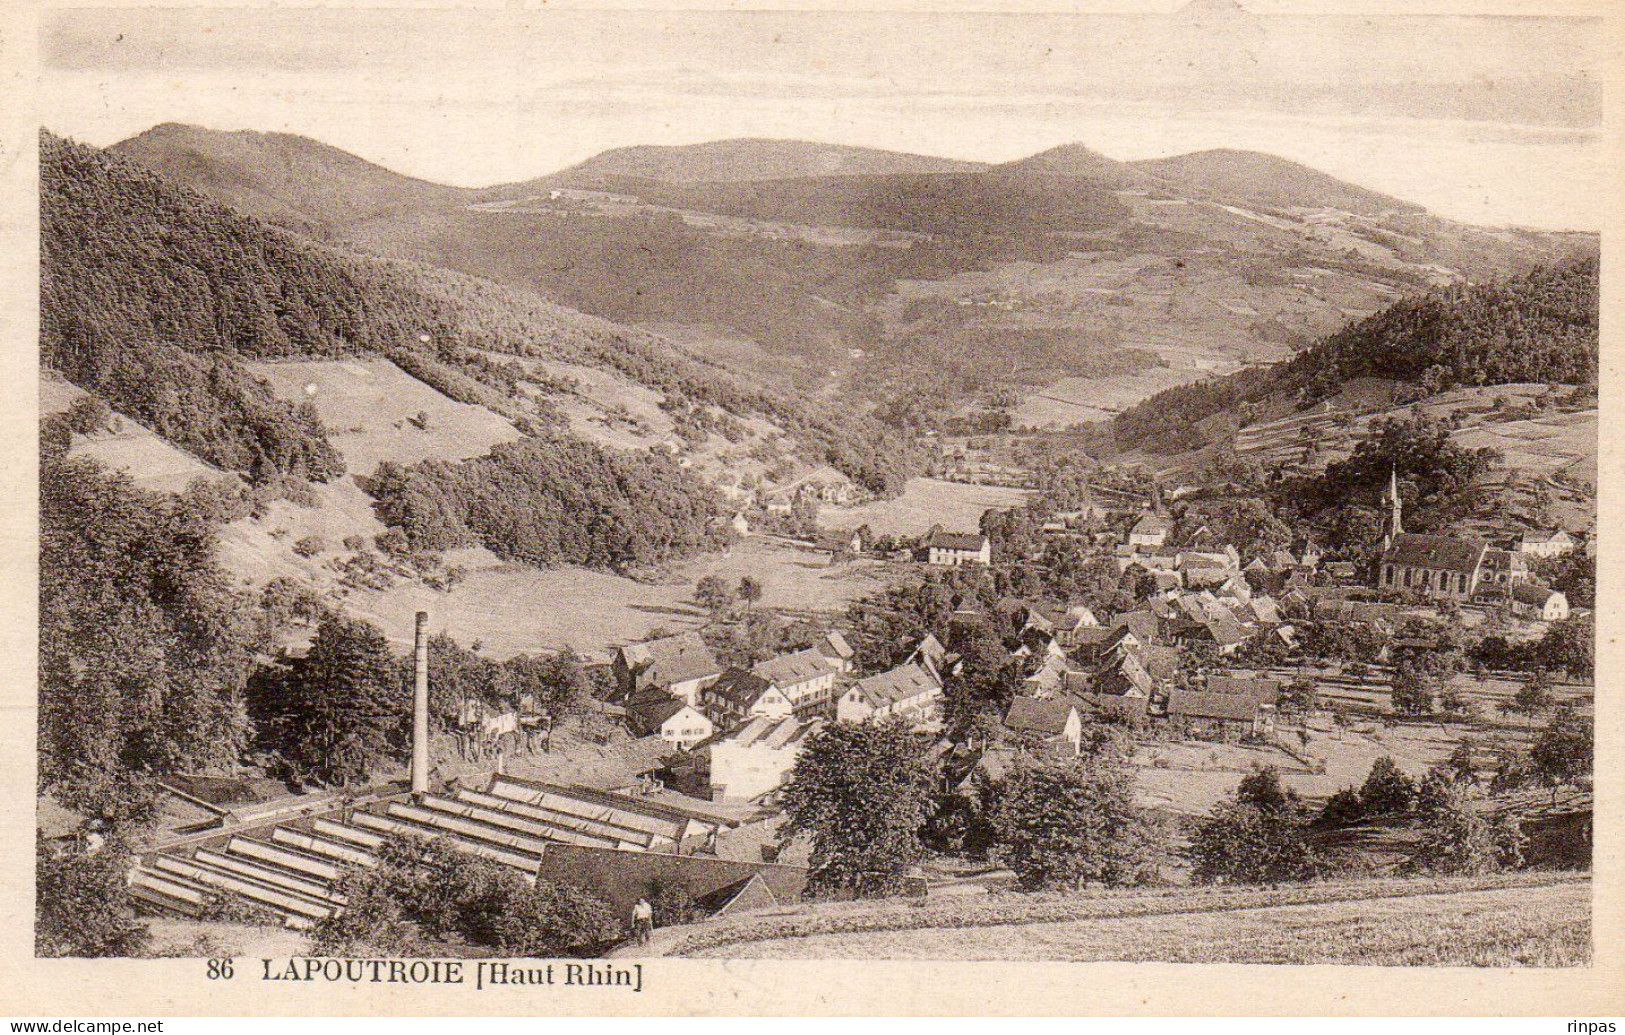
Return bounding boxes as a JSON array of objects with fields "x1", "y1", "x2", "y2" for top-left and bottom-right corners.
[{"x1": 98, "y1": 441, "x2": 1594, "y2": 950}]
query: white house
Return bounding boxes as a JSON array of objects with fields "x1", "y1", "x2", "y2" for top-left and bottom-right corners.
[
  {"x1": 1510, "y1": 583, "x2": 1570, "y2": 622},
  {"x1": 657, "y1": 704, "x2": 715, "y2": 750},
  {"x1": 836, "y1": 662, "x2": 943, "y2": 726},
  {"x1": 1518, "y1": 529, "x2": 1576, "y2": 559},
  {"x1": 1001, "y1": 697, "x2": 1082, "y2": 756},
  {"x1": 925, "y1": 528, "x2": 991, "y2": 567},
  {"x1": 709, "y1": 715, "x2": 823, "y2": 801},
  {"x1": 753, "y1": 648, "x2": 839, "y2": 716}
]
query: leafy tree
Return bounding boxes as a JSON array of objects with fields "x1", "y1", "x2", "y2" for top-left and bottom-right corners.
[
  {"x1": 1190, "y1": 795, "x2": 1320, "y2": 886},
  {"x1": 694, "y1": 575, "x2": 734, "y2": 617},
  {"x1": 987, "y1": 756, "x2": 1160, "y2": 890},
  {"x1": 778, "y1": 721, "x2": 940, "y2": 898},
  {"x1": 35, "y1": 838, "x2": 148, "y2": 957},
  {"x1": 259, "y1": 614, "x2": 404, "y2": 785},
  {"x1": 1389, "y1": 662, "x2": 1438, "y2": 717},
  {"x1": 1315, "y1": 787, "x2": 1366, "y2": 829},
  {"x1": 314, "y1": 835, "x2": 617, "y2": 956},
  {"x1": 1358, "y1": 756, "x2": 1416, "y2": 816},
  {"x1": 1408, "y1": 782, "x2": 1524, "y2": 876},
  {"x1": 1278, "y1": 679, "x2": 1319, "y2": 716},
  {"x1": 1537, "y1": 618, "x2": 1594, "y2": 681},
  {"x1": 737, "y1": 576, "x2": 765, "y2": 612},
  {"x1": 1236, "y1": 766, "x2": 1299, "y2": 814},
  {"x1": 1442, "y1": 739, "x2": 1481, "y2": 787},
  {"x1": 941, "y1": 624, "x2": 1020, "y2": 746},
  {"x1": 1508, "y1": 669, "x2": 1555, "y2": 717},
  {"x1": 1525, "y1": 705, "x2": 1594, "y2": 805},
  {"x1": 40, "y1": 455, "x2": 255, "y2": 818}
]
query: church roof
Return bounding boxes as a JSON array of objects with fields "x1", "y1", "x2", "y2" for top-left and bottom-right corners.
[{"x1": 1383, "y1": 533, "x2": 1488, "y2": 574}]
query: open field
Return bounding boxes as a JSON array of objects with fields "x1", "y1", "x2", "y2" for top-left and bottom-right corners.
[
  {"x1": 343, "y1": 536, "x2": 893, "y2": 659},
  {"x1": 246, "y1": 358, "x2": 520, "y2": 476},
  {"x1": 1013, "y1": 366, "x2": 1218, "y2": 428},
  {"x1": 41, "y1": 376, "x2": 219, "y2": 493},
  {"x1": 680, "y1": 875, "x2": 1587, "y2": 964},
  {"x1": 823, "y1": 477, "x2": 1032, "y2": 537}
]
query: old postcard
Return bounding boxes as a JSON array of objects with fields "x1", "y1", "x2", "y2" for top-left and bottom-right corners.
[{"x1": 0, "y1": 0, "x2": 1620, "y2": 1016}]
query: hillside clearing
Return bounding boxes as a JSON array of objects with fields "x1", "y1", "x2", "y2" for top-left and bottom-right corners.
[
  {"x1": 677, "y1": 874, "x2": 1588, "y2": 965},
  {"x1": 246, "y1": 358, "x2": 520, "y2": 476},
  {"x1": 41, "y1": 376, "x2": 218, "y2": 493}
]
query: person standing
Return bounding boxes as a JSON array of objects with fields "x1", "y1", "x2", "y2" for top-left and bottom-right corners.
[{"x1": 632, "y1": 897, "x2": 654, "y2": 946}]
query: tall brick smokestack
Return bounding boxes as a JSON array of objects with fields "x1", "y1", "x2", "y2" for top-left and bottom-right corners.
[{"x1": 412, "y1": 611, "x2": 430, "y2": 795}]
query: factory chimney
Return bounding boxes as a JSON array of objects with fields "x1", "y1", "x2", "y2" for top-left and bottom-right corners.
[{"x1": 412, "y1": 611, "x2": 430, "y2": 795}]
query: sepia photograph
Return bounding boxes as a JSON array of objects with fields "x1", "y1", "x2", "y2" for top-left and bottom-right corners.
[{"x1": 18, "y1": 0, "x2": 1610, "y2": 997}]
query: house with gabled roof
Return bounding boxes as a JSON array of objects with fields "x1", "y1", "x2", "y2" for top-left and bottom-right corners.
[
  {"x1": 837, "y1": 662, "x2": 943, "y2": 726},
  {"x1": 710, "y1": 715, "x2": 824, "y2": 801},
  {"x1": 816, "y1": 630, "x2": 855, "y2": 673},
  {"x1": 924, "y1": 526, "x2": 991, "y2": 567},
  {"x1": 1128, "y1": 512, "x2": 1171, "y2": 549},
  {"x1": 613, "y1": 631, "x2": 723, "y2": 705},
  {"x1": 1510, "y1": 583, "x2": 1570, "y2": 621},
  {"x1": 1517, "y1": 528, "x2": 1576, "y2": 559},
  {"x1": 752, "y1": 648, "x2": 839, "y2": 716},
  {"x1": 1165, "y1": 689, "x2": 1275, "y2": 738},
  {"x1": 701, "y1": 668, "x2": 789, "y2": 727},
  {"x1": 1002, "y1": 697, "x2": 1083, "y2": 756}
]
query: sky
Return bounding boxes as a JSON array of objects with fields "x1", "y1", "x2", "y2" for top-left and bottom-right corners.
[{"x1": 40, "y1": 3, "x2": 1606, "y2": 230}]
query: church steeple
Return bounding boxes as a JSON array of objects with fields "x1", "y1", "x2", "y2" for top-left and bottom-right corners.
[{"x1": 1382, "y1": 467, "x2": 1403, "y2": 551}]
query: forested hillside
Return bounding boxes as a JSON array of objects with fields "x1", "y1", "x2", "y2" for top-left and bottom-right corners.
[
  {"x1": 1112, "y1": 255, "x2": 1599, "y2": 453},
  {"x1": 41, "y1": 131, "x2": 921, "y2": 495}
]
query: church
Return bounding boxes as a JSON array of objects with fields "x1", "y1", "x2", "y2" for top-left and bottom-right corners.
[{"x1": 1375, "y1": 470, "x2": 1491, "y2": 602}]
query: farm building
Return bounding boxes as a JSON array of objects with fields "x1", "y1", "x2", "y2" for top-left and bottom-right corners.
[
  {"x1": 701, "y1": 668, "x2": 789, "y2": 727},
  {"x1": 1165, "y1": 689, "x2": 1275, "y2": 739},
  {"x1": 1127, "y1": 512, "x2": 1171, "y2": 549}
]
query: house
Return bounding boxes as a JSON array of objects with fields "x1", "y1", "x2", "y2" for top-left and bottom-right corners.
[
  {"x1": 814, "y1": 528, "x2": 864, "y2": 557},
  {"x1": 1070, "y1": 690, "x2": 1151, "y2": 724},
  {"x1": 907, "y1": 633, "x2": 953, "y2": 682},
  {"x1": 752, "y1": 648, "x2": 839, "y2": 716},
  {"x1": 1022, "y1": 654, "x2": 1072, "y2": 695},
  {"x1": 702, "y1": 668, "x2": 790, "y2": 726},
  {"x1": 626, "y1": 690, "x2": 715, "y2": 750},
  {"x1": 612, "y1": 632, "x2": 723, "y2": 705},
  {"x1": 1127, "y1": 512, "x2": 1170, "y2": 549},
  {"x1": 1518, "y1": 529, "x2": 1576, "y2": 559},
  {"x1": 924, "y1": 527, "x2": 992, "y2": 567},
  {"x1": 1085, "y1": 651, "x2": 1157, "y2": 699},
  {"x1": 1052, "y1": 606, "x2": 1100, "y2": 647},
  {"x1": 815, "y1": 630, "x2": 856, "y2": 674},
  {"x1": 709, "y1": 715, "x2": 823, "y2": 801},
  {"x1": 1002, "y1": 697, "x2": 1083, "y2": 756},
  {"x1": 836, "y1": 662, "x2": 943, "y2": 725},
  {"x1": 1510, "y1": 583, "x2": 1570, "y2": 621},
  {"x1": 1291, "y1": 537, "x2": 1323, "y2": 568},
  {"x1": 1165, "y1": 689, "x2": 1275, "y2": 739}
]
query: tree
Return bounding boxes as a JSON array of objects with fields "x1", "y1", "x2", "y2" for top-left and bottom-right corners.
[
  {"x1": 1389, "y1": 661, "x2": 1437, "y2": 717},
  {"x1": 1190, "y1": 797, "x2": 1320, "y2": 886},
  {"x1": 694, "y1": 574, "x2": 734, "y2": 617},
  {"x1": 737, "y1": 575, "x2": 765, "y2": 613},
  {"x1": 1508, "y1": 669, "x2": 1555, "y2": 717},
  {"x1": 1279, "y1": 679, "x2": 1319, "y2": 716},
  {"x1": 1358, "y1": 756, "x2": 1416, "y2": 816},
  {"x1": 940, "y1": 624, "x2": 1020, "y2": 746},
  {"x1": 1526, "y1": 705, "x2": 1593, "y2": 805},
  {"x1": 1442, "y1": 739, "x2": 1481, "y2": 787},
  {"x1": 778, "y1": 721, "x2": 940, "y2": 898},
  {"x1": 35, "y1": 838, "x2": 148, "y2": 957},
  {"x1": 1408, "y1": 781, "x2": 1524, "y2": 876},
  {"x1": 987, "y1": 756, "x2": 1160, "y2": 891},
  {"x1": 1236, "y1": 766, "x2": 1300, "y2": 815},
  {"x1": 269, "y1": 614, "x2": 404, "y2": 785},
  {"x1": 1536, "y1": 618, "x2": 1594, "y2": 681}
]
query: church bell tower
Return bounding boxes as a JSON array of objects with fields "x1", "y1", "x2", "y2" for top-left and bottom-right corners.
[{"x1": 1382, "y1": 468, "x2": 1403, "y2": 552}]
